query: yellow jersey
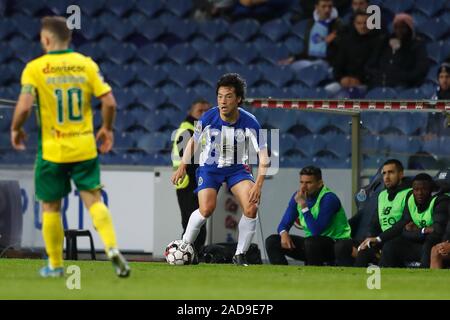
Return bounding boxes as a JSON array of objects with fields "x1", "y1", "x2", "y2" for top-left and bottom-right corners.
[{"x1": 21, "y1": 49, "x2": 111, "y2": 163}]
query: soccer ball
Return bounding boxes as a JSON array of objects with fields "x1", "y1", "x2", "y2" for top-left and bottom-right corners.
[{"x1": 164, "y1": 240, "x2": 195, "y2": 265}]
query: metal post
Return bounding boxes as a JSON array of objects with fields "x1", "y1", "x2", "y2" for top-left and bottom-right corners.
[{"x1": 351, "y1": 113, "x2": 361, "y2": 216}]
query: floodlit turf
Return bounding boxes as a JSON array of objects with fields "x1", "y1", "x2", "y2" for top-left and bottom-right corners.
[{"x1": 1, "y1": 258, "x2": 450, "y2": 299}]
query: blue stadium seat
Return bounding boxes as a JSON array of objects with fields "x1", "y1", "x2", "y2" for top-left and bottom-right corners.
[
  {"x1": 162, "y1": 108, "x2": 186, "y2": 129},
  {"x1": 323, "y1": 133, "x2": 351, "y2": 159},
  {"x1": 226, "y1": 44, "x2": 259, "y2": 65},
  {"x1": 105, "y1": 19, "x2": 135, "y2": 41},
  {"x1": 106, "y1": 65, "x2": 135, "y2": 88},
  {"x1": 382, "y1": 0, "x2": 414, "y2": 14},
  {"x1": 97, "y1": 36, "x2": 121, "y2": 53},
  {"x1": 106, "y1": 0, "x2": 135, "y2": 17},
  {"x1": 255, "y1": 43, "x2": 290, "y2": 65},
  {"x1": 12, "y1": 42, "x2": 42, "y2": 64},
  {"x1": 414, "y1": 0, "x2": 445, "y2": 17},
  {"x1": 279, "y1": 133, "x2": 298, "y2": 156},
  {"x1": 296, "y1": 135, "x2": 327, "y2": 158},
  {"x1": 265, "y1": 109, "x2": 298, "y2": 133},
  {"x1": 294, "y1": 87, "x2": 329, "y2": 99},
  {"x1": 229, "y1": 19, "x2": 260, "y2": 42},
  {"x1": 421, "y1": 136, "x2": 440, "y2": 155},
  {"x1": 135, "y1": 0, "x2": 164, "y2": 17},
  {"x1": 396, "y1": 88, "x2": 427, "y2": 100},
  {"x1": 114, "y1": 132, "x2": 135, "y2": 152},
  {"x1": 198, "y1": 45, "x2": 228, "y2": 65},
  {"x1": 0, "y1": 109, "x2": 12, "y2": 132},
  {"x1": 191, "y1": 37, "x2": 213, "y2": 52},
  {"x1": 299, "y1": 113, "x2": 330, "y2": 134},
  {"x1": 107, "y1": 43, "x2": 136, "y2": 65},
  {"x1": 14, "y1": 0, "x2": 46, "y2": 15},
  {"x1": 280, "y1": 154, "x2": 310, "y2": 168},
  {"x1": 0, "y1": 65, "x2": 14, "y2": 85},
  {"x1": 224, "y1": 65, "x2": 261, "y2": 88},
  {"x1": 168, "y1": 66, "x2": 199, "y2": 87},
  {"x1": 139, "y1": 43, "x2": 167, "y2": 65},
  {"x1": 12, "y1": 15, "x2": 39, "y2": 40},
  {"x1": 294, "y1": 64, "x2": 329, "y2": 88},
  {"x1": 259, "y1": 65, "x2": 294, "y2": 88},
  {"x1": 259, "y1": 19, "x2": 291, "y2": 42},
  {"x1": 138, "y1": 19, "x2": 165, "y2": 41},
  {"x1": 166, "y1": 0, "x2": 193, "y2": 17},
  {"x1": 365, "y1": 87, "x2": 398, "y2": 99},
  {"x1": 417, "y1": 18, "x2": 450, "y2": 41},
  {"x1": 46, "y1": 0, "x2": 72, "y2": 15},
  {"x1": 78, "y1": 0, "x2": 106, "y2": 16},
  {"x1": 381, "y1": 135, "x2": 422, "y2": 155},
  {"x1": 166, "y1": 19, "x2": 198, "y2": 41},
  {"x1": 114, "y1": 90, "x2": 136, "y2": 111},
  {"x1": 197, "y1": 19, "x2": 229, "y2": 41},
  {"x1": 426, "y1": 41, "x2": 446, "y2": 64},
  {"x1": 79, "y1": 19, "x2": 106, "y2": 41},
  {"x1": 77, "y1": 43, "x2": 104, "y2": 61},
  {"x1": 283, "y1": 36, "x2": 304, "y2": 57},
  {"x1": 138, "y1": 66, "x2": 167, "y2": 88},
  {"x1": 0, "y1": 18, "x2": 15, "y2": 40},
  {"x1": 167, "y1": 43, "x2": 198, "y2": 65},
  {"x1": 142, "y1": 112, "x2": 169, "y2": 133},
  {"x1": 410, "y1": 11, "x2": 429, "y2": 27},
  {"x1": 324, "y1": 115, "x2": 351, "y2": 134},
  {"x1": 291, "y1": 20, "x2": 310, "y2": 40}
]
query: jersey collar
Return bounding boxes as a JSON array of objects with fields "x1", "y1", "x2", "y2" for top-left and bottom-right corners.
[{"x1": 47, "y1": 49, "x2": 74, "y2": 54}]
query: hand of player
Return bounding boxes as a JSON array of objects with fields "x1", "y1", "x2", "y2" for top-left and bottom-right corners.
[
  {"x1": 405, "y1": 222, "x2": 419, "y2": 232},
  {"x1": 96, "y1": 126, "x2": 114, "y2": 154},
  {"x1": 437, "y1": 241, "x2": 450, "y2": 256},
  {"x1": 171, "y1": 164, "x2": 187, "y2": 186},
  {"x1": 249, "y1": 184, "x2": 262, "y2": 204},
  {"x1": 358, "y1": 237, "x2": 377, "y2": 251},
  {"x1": 423, "y1": 227, "x2": 434, "y2": 234},
  {"x1": 280, "y1": 232, "x2": 295, "y2": 250},
  {"x1": 11, "y1": 128, "x2": 27, "y2": 151}
]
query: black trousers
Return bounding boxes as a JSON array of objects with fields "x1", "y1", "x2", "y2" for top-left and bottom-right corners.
[
  {"x1": 176, "y1": 185, "x2": 206, "y2": 253},
  {"x1": 380, "y1": 236, "x2": 434, "y2": 268},
  {"x1": 265, "y1": 234, "x2": 354, "y2": 266},
  {"x1": 354, "y1": 245, "x2": 382, "y2": 267}
]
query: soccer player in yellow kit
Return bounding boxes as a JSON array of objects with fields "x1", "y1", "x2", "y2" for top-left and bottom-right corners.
[{"x1": 10, "y1": 16, "x2": 130, "y2": 278}]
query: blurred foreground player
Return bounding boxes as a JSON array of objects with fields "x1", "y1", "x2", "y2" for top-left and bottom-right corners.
[
  {"x1": 172, "y1": 73, "x2": 269, "y2": 266},
  {"x1": 10, "y1": 16, "x2": 130, "y2": 278}
]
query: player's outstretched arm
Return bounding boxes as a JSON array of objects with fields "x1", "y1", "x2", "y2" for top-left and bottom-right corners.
[
  {"x1": 96, "y1": 92, "x2": 116, "y2": 154},
  {"x1": 171, "y1": 137, "x2": 198, "y2": 185},
  {"x1": 10, "y1": 91, "x2": 34, "y2": 150}
]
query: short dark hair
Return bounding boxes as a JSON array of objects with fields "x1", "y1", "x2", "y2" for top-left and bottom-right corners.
[
  {"x1": 216, "y1": 73, "x2": 246, "y2": 101},
  {"x1": 382, "y1": 159, "x2": 404, "y2": 172},
  {"x1": 300, "y1": 166, "x2": 322, "y2": 180},
  {"x1": 41, "y1": 16, "x2": 72, "y2": 43},
  {"x1": 353, "y1": 9, "x2": 369, "y2": 21},
  {"x1": 413, "y1": 173, "x2": 433, "y2": 183},
  {"x1": 316, "y1": 0, "x2": 333, "y2": 5}
]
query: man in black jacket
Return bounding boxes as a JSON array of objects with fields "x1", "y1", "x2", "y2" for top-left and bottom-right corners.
[
  {"x1": 365, "y1": 13, "x2": 429, "y2": 88},
  {"x1": 380, "y1": 174, "x2": 450, "y2": 268}
]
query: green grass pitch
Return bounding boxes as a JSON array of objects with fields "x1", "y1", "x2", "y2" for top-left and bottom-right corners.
[{"x1": 1, "y1": 258, "x2": 450, "y2": 299}]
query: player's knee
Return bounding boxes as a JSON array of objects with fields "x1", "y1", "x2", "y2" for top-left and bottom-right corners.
[
  {"x1": 243, "y1": 204, "x2": 258, "y2": 218},
  {"x1": 199, "y1": 204, "x2": 215, "y2": 218}
]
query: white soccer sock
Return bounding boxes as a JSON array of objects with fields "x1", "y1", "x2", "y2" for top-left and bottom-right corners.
[
  {"x1": 182, "y1": 209, "x2": 207, "y2": 244},
  {"x1": 235, "y1": 215, "x2": 258, "y2": 255}
]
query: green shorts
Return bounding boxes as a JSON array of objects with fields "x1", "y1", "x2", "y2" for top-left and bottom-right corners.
[{"x1": 35, "y1": 155, "x2": 102, "y2": 202}]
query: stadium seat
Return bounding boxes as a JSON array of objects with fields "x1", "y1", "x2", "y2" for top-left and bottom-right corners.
[
  {"x1": 365, "y1": 87, "x2": 398, "y2": 99},
  {"x1": 197, "y1": 45, "x2": 228, "y2": 65},
  {"x1": 255, "y1": 43, "x2": 291, "y2": 65},
  {"x1": 382, "y1": 0, "x2": 414, "y2": 14},
  {"x1": 299, "y1": 113, "x2": 331, "y2": 134},
  {"x1": 294, "y1": 64, "x2": 329, "y2": 88},
  {"x1": 167, "y1": 43, "x2": 198, "y2": 65},
  {"x1": 12, "y1": 42, "x2": 41, "y2": 64},
  {"x1": 296, "y1": 135, "x2": 327, "y2": 158},
  {"x1": 224, "y1": 65, "x2": 261, "y2": 88},
  {"x1": 267, "y1": 109, "x2": 298, "y2": 133},
  {"x1": 229, "y1": 19, "x2": 260, "y2": 42},
  {"x1": 139, "y1": 43, "x2": 167, "y2": 65},
  {"x1": 114, "y1": 90, "x2": 136, "y2": 111},
  {"x1": 106, "y1": 0, "x2": 135, "y2": 17},
  {"x1": 14, "y1": 0, "x2": 46, "y2": 15},
  {"x1": 137, "y1": 66, "x2": 167, "y2": 88},
  {"x1": 396, "y1": 88, "x2": 427, "y2": 100},
  {"x1": 197, "y1": 19, "x2": 229, "y2": 41},
  {"x1": 161, "y1": 108, "x2": 186, "y2": 129},
  {"x1": 79, "y1": 19, "x2": 106, "y2": 41},
  {"x1": 381, "y1": 135, "x2": 422, "y2": 155},
  {"x1": 106, "y1": 65, "x2": 136, "y2": 88},
  {"x1": 283, "y1": 36, "x2": 305, "y2": 57},
  {"x1": 166, "y1": 0, "x2": 193, "y2": 17},
  {"x1": 279, "y1": 133, "x2": 298, "y2": 156},
  {"x1": 426, "y1": 41, "x2": 445, "y2": 64},
  {"x1": 107, "y1": 43, "x2": 136, "y2": 65},
  {"x1": 259, "y1": 19, "x2": 291, "y2": 42},
  {"x1": 291, "y1": 20, "x2": 310, "y2": 40},
  {"x1": 137, "y1": 19, "x2": 166, "y2": 42},
  {"x1": 12, "y1": 14, "x2": 39, "y2": 40},
  {"x1": 106, "y1": 19, "x2": 135, "y2": 41},
  {"x1": 0, "y1": 65, "x2": 14, "y2": 86},
  {"x1": 166, "y1": 19, "x2": 198, "y2": 41},
  {"x1": 259, "y1": 65, "x2": 294, "y2": 88},
  {"x1": 46, "y1": 0, "x2": 71, "y2": 15},
  {"x1": 78, "y1": 0, "x2": 106, "y2": 16},
  {"x1": 414, "y1": 0, "x2": 445, "y2": 17},
  {"x1": 168, "y1": 66, "x2": 199, "y2": 88},
  {"x1": 323, "y1": 133, "x2": 351, "y2": 159},
  {"x1": 77, "y1": 43, "x2": 104, "y2": 61},
  {"x1": 0, "y1": 18, "x2": 15, "y2": 41},
  {"x1": 137, "y1": 133, "x2": 169, "y2": 154},
  {"x1": 417, "y1": 18, "x2": 450, "y2": 41},
  {"x1": 226, "y1": 44, "x2": 259, "y2": 65},
  {"x1": 114, "y1": 132, "x2": 135, "y2": 153},
  {"x1": 135, "y1": 0, "x2": 164, "y2": 17},
  {"x1": 191, "y1": 37, "x2": 213, "y2": 52}
]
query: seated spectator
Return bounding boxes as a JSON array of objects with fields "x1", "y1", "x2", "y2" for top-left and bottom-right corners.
[
  {"x1": 380, "y1": 174, "x2": 450, "y2": 268},
  {"x1": 432, "y1": 63, "x2": 450, "y2": 100},
  {"x1": 279, "y1": 0, "x2": 343, "y2": 71},
  {"x1": 325, "y1": 10, "x2": 383, "y2": 97},
  {"x1": 341, "y1": 0, "x2": 369, "y2": 27},
  {"x1": 230, "y1": 0, "x2": 294, "y2": 22},
  {"x1": 365, "y1": 13, "x2": 429, "y2": 88},
  {"x1": 265, "y1": 166, "x2": 354, "y2": 266},
  {"x1": 293, "y1": 0, "x2": 350, "y2": 22}
]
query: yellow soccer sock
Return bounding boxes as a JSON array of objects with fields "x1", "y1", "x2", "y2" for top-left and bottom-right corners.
[
  {"x1": 89, "y1": 202, "x2": 118, "y2": 253},
  {"x1": 42, "y1": 211, "x2": 64, "y2": 269}
]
